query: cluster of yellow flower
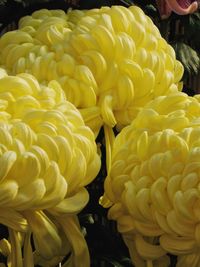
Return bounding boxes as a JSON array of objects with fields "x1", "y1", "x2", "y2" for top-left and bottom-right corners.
[
  {"x1": 0, "y1": 6, "x2": 183, "y2": 135},
  {"x1": 101, "y1": 93, "x2": 200, "y2": 267},
  {"x1": 0, "y1": 4, "x2": 199, "y2": 267},
  {"x1": 0, "y1": 69, "x2": 100, "y2": 266}
]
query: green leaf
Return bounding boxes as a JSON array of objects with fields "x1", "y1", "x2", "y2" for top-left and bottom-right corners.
[
  {"x1": 145, "y1": 4, "x2": 157, "y2": 13},
  {"x1": 0, "y1": 0, "x2": 7, "y2": 5},
  {"x1": 172, "y1": 42, "x2": 200, "y2": 75},
  {"x1": 187, "y1": 12, "x2": 200, "y2": 50},
  {"x1": 186, "y1": 12, "x2": 200, "y2": 35},
  {"x1": 190, "y1": 11, "x2": 200, "y2": 24}
]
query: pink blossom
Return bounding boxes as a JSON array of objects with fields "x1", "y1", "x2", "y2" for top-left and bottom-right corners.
[{"x1": 156, "y1": 0, "x2": 199, "y2": 19}]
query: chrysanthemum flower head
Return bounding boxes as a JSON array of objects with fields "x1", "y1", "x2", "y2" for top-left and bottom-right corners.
[
  {"x1": 0, "y1": 70, "x2": 100, "y2": 267},
  {"x1": 101, "y1": 92, "x2": 200, "y2": 267},
  {"x1": 0, "y1": 6, "x2": 184, "y2": 136}
]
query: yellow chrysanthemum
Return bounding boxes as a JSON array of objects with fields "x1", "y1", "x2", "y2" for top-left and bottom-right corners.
[
  {"x1": 0, "y1": 6, "x2": 184, "y2": 136},
  {"x1": 0, "y1": 69, "x2": 100, "y2": 267},
  {"x1": 101, "y1": 92, "x2": 200, "y2": 267}
]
